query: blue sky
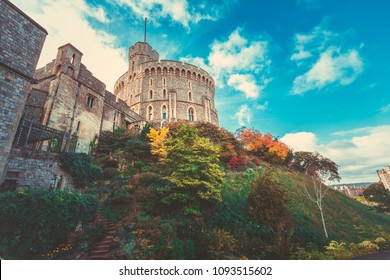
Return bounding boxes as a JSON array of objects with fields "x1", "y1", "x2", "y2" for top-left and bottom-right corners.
[{"x1": 12, "y1": 0, "x2": 390, "y2": 183}]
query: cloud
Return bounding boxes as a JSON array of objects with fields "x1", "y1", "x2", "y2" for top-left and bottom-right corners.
[
  {"x1": 116, "y1": 0, "x2": 226, "y2": 30},
  {"x1": 233, "y1": 104, "x2": 252, "y2": 127},
  {"x1": 227, "y1": 74, "x2": 264, "y2": 99},
  {"x1": 11, "y1": 0, "x2": 127, "y2": 91},
  {"x1": 256, "y1": 101, "x2": 269, "y2": 111},
  {"x1": 379, "y1": 104, "x2": 390, "y2": 114},
  {"x1": 280, "y1": 131, "x2": 318, "y2": 152},
  {"x1": 291, "y1": 47, "x2": 363, "y2": 95},
  {"x1": 290, "y1": 26, "x2": 364, "y2": 95},
  {"x1": 181, "y1": 27, "x2": 271, "y2": 99},
  {"x1": 281, "y1": 126, "x2": 390, "y2": 183}
]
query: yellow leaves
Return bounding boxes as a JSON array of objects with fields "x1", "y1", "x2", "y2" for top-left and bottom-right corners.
[{"x1": 147, "y1": 127, "x2": 169, "y2": 160}]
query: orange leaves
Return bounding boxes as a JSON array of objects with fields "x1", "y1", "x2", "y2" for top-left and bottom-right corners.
[{"x1": 236, "y1": 128, "x2": 289, "y2": 163}]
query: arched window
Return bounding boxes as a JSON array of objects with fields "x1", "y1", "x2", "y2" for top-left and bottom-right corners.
[
  {"x1": 163, "y1": 89, "x2": 167, "y2": 99},
  {"x1": 188, "y1": 107, "x2": 194, "y2": 121},
  {"x1": 188, "y1": 92, "x2": 192, "y2": 101},
  {"x1": 149, "y1": 90, "x2": 153, "y2": 99},
  {"x1": 162, "y1": 105, "x2": 167, "y2": 120},
  {"x1": 148, "y1": 106, "x2": 153, "y2": 120}
]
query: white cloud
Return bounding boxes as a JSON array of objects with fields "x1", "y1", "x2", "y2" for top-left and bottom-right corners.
[
  {"x1": 291, "y1": 47, "x2": 363, "y2": 95},
  {"x1": 233, "y1": 104, "x2": 252, "y2": 127},
  {"x1": 379, "y1": 104, "x2": 390, "y2": 114},
  {"x1": 281, "y1": 131, "x2": 318, "y2": 152},
  {"x1": 227, "y1": 74, "x2": 264, "y2": 99},
  {"x1": 11, "y1": 0, "x2": 126, "y2": 91},
  {"x1": 281, "y1": 126, "x2": 390, "y2": 183},
  {"x1": 181, "y1": 27, "x2": 271, "y2": 103},
  {"x1": 116, "y1": 0, "x2": 220, "y2": 29},
  {"x1": 256, "y1": 101, "x2": 269, "y2": 111}
]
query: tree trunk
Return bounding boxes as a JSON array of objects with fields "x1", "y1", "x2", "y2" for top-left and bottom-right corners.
[{"x1": 319, "y1": 206, "x2": 329, "y2": 239}]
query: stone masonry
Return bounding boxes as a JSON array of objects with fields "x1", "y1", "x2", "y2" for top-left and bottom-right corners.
[
  {"x1": 6, "y1": 148, "x2": 72, "y2": 189},
  {"x1": 0, "y1": 0, "x2": 47, "y2": 183},
  {"x1": 114, "y1": 42, "x2": 219, "y2": 128}
]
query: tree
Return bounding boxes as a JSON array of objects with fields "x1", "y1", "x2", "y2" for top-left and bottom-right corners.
[
  {"x1": 235, "y1": 128, "x2": 289, "y2": 164},
  {"x1": 155, "y1": 124, "x2": 225, "y2": 216},
  {"x1": 363, "y1": 182, "x2": 390, "y2": 212},
  {"x1": 289, "y1": 151, "x2": 341, "y2": 182},
  {"x1": 303, "y1": 176, "x2": 330, "y2": 239},
  {"x1": 148, "y1": 127, "x2": 169, "y2": 160}
]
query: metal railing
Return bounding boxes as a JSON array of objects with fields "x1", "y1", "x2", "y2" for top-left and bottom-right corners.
[{"x1": 13, "y1": 118, "x2": 78, "y2": 153}]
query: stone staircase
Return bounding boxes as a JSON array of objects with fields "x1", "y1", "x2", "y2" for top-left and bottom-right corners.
[{"x1": 87, "y1": 212, "x2": 119, "y2": 260}]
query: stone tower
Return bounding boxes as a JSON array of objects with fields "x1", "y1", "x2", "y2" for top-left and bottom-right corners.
[{"x1": 114, "y1": 41, "x2": 219, "y2": 128}]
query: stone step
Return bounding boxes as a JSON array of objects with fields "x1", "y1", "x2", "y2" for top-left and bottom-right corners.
[
  {"x1": 91, "y1": 245, "x2": 110, "y2": 251},
  {"x1": 89, "y1": 249, "x2": 109, "y2": 255}
]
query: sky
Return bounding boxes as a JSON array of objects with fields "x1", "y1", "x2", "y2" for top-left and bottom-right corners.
[{"x1": 11, "y1": 0, "x2": 390, "y2": 183}]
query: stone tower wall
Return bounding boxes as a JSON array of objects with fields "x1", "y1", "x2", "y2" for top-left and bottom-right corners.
[
  {"x1": 0, "y1": 0, "x2": 47, "y2": 183},
  {"x1": 114, "y1": 43, "x2": 219, "y2": 127}
]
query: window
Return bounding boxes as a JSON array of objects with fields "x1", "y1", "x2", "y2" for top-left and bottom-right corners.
[
  {"x1": 86, "y1": 96, "x2": 95, "y2": 108},
  {"x1": 162, "y1": 105, "x2": 167, "y2": 120},
  {"x1": 188, "y1": 92, "x2": 192, "y2": 101},
  {"x1": 71, "y1": 53, "x2": 75, "y2": 65},
  {"x1": 150, "y1": 78, "x2": 153, "y2": 86},
  {"x1": 132, "y1": 61, "x2": 135, "y2": 72},
  {"x1": 188, "y1": 108, "x2": 195, "y2": 121},
  {"x1": 188, "y1": 81, "x2": 191, "y2": 89},
  {"x1": 163, "y1": 89, "x2": 167, "y2": 99},
  {"x1": 148, "y1": 106, "x2": 153, "y2": 120},
  {"x1": 149, "y1": 90, "x2": 153, "y2": 100},
  {"x1": 163, "y1": 78, "x2": 166, "y2": 85}
]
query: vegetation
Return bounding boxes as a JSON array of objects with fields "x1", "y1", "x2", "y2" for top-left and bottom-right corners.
[
  {"x1": 0, "y1": 189, "x2": 98, "y2": 259},
  {"x1": 2, "y1": 122, "x2": 389, "y2": 260},
  {"x1": 363, "y1": 182, "x2": 390, "y2": 213},
  {"x1": 59, "y1": 152, "x2": 102, "y2": 188}
]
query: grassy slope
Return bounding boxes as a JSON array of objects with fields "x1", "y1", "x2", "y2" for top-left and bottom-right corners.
[{"x1": 274, "y1": 167, "x2": 390, "y2": 243}]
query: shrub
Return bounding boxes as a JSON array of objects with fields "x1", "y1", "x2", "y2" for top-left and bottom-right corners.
[
  {"x1": 0, "y1": 189, "x2": 99, "y2": 259},
  {"x1": 59, "y1": 152, "x2": 102, "y2": 187},
  {"x1": 102, "y1": 167, "x2": 121, "y2": 180},
  {"x1": 133, "y1": 172, "x2": 162, "y2": 187}
]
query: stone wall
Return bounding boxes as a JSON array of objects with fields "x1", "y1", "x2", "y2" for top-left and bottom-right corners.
[
  {"x1": 0, "y1": 0, "x2": 47, "y2": 183},
  {"x1": 113, "y1": 42, "x2": 219, "y2": 128},
  {"x1": 5, "y1": 148, "x2": 72, "y2": 189}
]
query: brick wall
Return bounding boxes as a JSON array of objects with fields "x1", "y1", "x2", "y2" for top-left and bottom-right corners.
[{"x1": 0, "y1": 0, "x2": 47, "y2": 183}]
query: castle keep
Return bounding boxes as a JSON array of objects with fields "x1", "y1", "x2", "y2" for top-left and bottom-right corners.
[
  {"x1": 0, "y1": 0, "x2": 219, "y2": 189},
  {"x1": 114, "y1": 42, "x2": 219, "y2": 128}
]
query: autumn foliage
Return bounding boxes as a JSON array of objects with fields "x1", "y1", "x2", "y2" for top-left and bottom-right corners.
[{"x1": 236, "y1": 128, "x2": 289, "y2": 164}]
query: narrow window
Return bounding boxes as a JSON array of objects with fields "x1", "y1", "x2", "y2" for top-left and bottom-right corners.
[
  {"x1": 71, "y1": 54, "x2": 75, "y2": 65},
  {"x1": 86, "y1": 96, "x2": 94, "y2": 108},
  {"x1": 150, "y1": 78, "x2": 153, "y2": 86},
  {"x1": 148, "y1": 106, "x2": 153, "y2": 120},
  {"x1": 188, "y1": 92, "x2": 192, "y2": 101},
  {"x1": 163, "y1": 78, "x2": 166, "y2": 85},
  {"x1": 188, "y1": 108, "x2": 194, "y2": 121},
  {"x1": 132, "y1": 61, "x2": 135, "y2": 72},
  {"x1": 149, "y1": 90, "x2": 153, "y2": 99},
  {"x1": 163, "y1": 89, "x2": 167, "y2": 99},
  {"x1": 188, "y1": 81, "x2": 191, "y2": 88},
  {"x1": 76, "y1": 121, "x2": 81, "y2": 133},
  {"x1": 162, "y1": 105, "x2": 167, "y2": 120}
]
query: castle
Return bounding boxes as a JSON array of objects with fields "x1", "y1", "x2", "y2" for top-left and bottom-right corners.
[
  {"x1": 377, "y1": 166, "x2": 390, "y2": 190},
  {"x1": 114, "y1": 42, "x2": 219, "y2": 128},
  {"x1": 0, "y1": 0, "x2": 218, "y2": 189}
]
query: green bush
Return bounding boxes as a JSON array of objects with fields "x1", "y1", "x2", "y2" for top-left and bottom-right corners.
[
  {"x1": 133, "y1": 172, "x2": 162, "y2": 187},
  {"x1": 59, "y1": 152, "x2": 102, "y2": 187},
  {"x1": 102, "y1": 167, "x2": 121, "y2": 180},
  {"x1": 0, "y1": 189, "x2": 99, "y2": 259}
]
